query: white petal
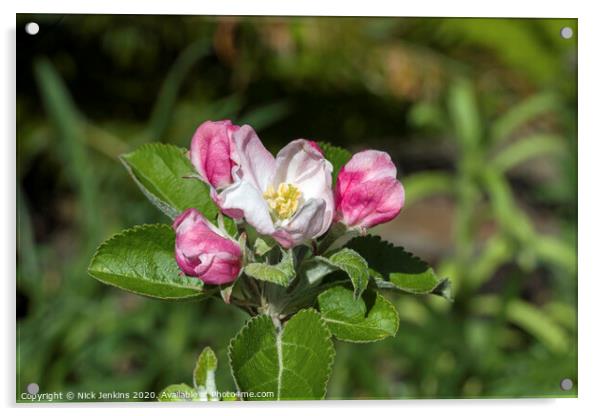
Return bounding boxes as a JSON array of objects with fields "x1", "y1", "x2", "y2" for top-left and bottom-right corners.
[
  {"x1": 273, "y1": 140, "x2": 327, "y2": 188},
  {"x1": 219, "y1": 180, "x2": 276, "y2": 236},
  {"x1": 273, "y1": 198, "x2": 327, "y2": 247},
  {"x1": 230, "y1": 125, "x2": 276, "y2": 192},
  {"x1": 273, "y1": 139, "x2": 334, "y2": 235}
]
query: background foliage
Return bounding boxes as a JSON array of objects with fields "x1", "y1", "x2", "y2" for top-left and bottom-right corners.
[{"x1": 17, "y1": 15, "x2": 577, "y2": 400}]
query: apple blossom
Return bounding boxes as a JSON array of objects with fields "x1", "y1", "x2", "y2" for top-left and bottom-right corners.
[
  {"x1": 335, "y1": 150, "x2": 404, "y2": 230},
  {"x1": 217, "y1": 126, "x2": 334, "y2": 248},
  {"x1": 190, "y1": 120, "x2": 240, "y2": 190},
  {"x1": 173, "y1": 208, "x2": 242, "y2": 285}
]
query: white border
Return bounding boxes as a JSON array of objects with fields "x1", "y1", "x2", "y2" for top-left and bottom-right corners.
[
  {"x1": 3, "y1": 1, "x2": 600, "y2": 415},
  {"x1": 9, "y1": 0, "x2": 582, "y2": 17}
]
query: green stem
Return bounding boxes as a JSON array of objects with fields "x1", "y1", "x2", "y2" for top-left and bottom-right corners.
[{"x1": 317, "y1": 222, "x2": 349, "y2": 254}]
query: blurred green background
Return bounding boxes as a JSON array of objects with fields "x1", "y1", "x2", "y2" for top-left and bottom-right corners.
[{"x1": 16, "y1": 15, "x2": 577, "y2": 400}]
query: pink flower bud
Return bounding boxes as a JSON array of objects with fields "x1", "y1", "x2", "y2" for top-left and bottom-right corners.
[
  {"x1": 335, "y1": 150, "x2": 404, "y2": 230},
  {"x1": 173, "y1": 208, "x2": 242, "y2": 285},
  {"x1": 190, "y1": 120, "x2": 240, "y2": 190}
]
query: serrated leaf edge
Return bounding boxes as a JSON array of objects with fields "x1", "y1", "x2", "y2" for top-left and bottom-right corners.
[
  {"x1": 244, "y1": 250, "x2": 295, "y2": 287},
  {"x1": 227, "y1": 308, "x2": 336, "y2": 400},
  {"x1": 348, "y1": 235, "x2": 451, "y2": 299},
  {"x1": 348, "y1": 235, "x2": 431, "y2": 270},
  {"x1": 87, "y1": 223, "x2": 209, "y2": 300},
  {"x1": 120, "y1": 143, "x2": 216, "y2": 221},
  {"x1": 244, "y1": 263, "x2": 293, "y2": 287},
  {"x1": 324, "y1": 248, "x2": 369, "y2": 299},
  {"x1": 319, "y1": 291, "x2": 400, "y2": 344},
  {"x1": 193, "y1": 346, "x2": 218, "y2": 390},
  {"x1": 120, "y1": 145, "x2": 189, "y2": 219}
]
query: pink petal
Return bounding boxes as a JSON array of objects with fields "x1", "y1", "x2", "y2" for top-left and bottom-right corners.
[
  {"x1": 173, "y1": 208, "x2": 242, "y2": 285},
  {"x1": 190, "y1": 120, "x2": 239, "y2": 190},
  {"x1": 336, "y1": 150, "x2": 404, "y2": 229},
  {"x1": 307, "y1": 140, "x2": 323, "y2": 155},
  {"x1": 337, "y1": 177, "x2": 404, "y2": 229}
]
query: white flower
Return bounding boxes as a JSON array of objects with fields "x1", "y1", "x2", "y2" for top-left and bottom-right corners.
[{"x1": 217, "y1": 126, "x2": 334, "y2": 248}]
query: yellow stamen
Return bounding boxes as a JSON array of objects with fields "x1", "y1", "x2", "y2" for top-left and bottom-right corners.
[{"x1": 263, "y1": 183, "x2": 302, "y2": 220}]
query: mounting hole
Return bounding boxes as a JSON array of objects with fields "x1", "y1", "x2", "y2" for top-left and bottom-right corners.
[
  {"x1": 27, "y1": 382, "x2": 39, "y2": 394},
  {"x1": 25, "y1": 22, "x2": 39, "y2": 36},
  {"x1": 560, "y1": 27, "x2": 573, "y2": 39},
  {"x1": 560, "y1": 378, "x2": 574, "y2": 391}
]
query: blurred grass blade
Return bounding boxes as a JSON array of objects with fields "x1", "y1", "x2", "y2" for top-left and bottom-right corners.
[
  {"x1": 471, "y1": 296, "x2": 569, "y2": 354},
  {"x1": 145, "y1": 38, "x2": 211, "y2": 141},
  {"x1": 467, "y1": 234, "x2": 512, "y2": 291},
  {"x1": 491, "y1": 134, "x2": 565, "y2": 172},
  {"x1": 239, "y1": 101, "x2": 291, "y2": 131},
  {"x1": 408, "y1": 101, "x2": 447, "y2": 131},
  {"x1": 439, "y1": 19, "x2": 560, "y2": 86},
  {"x1": 491, "y1": 92, "x2": 559, "y2": 144},
  {"x1": 481, "y1": 168, "x2": 534, "y2": 243},
  {"x1": 33, "y1": 58, "x2": 100, "y2": 246},
  {"x1": 448, "y1": 79, "x2": 481, "y2": 151},
  {"x1": 482, "y1": 168, "x2": 576, "y2": 274},
  {"x1": 543, "y1": 302, "x2": 577, "y2": 332},
  {"x1": 17, "y1": 185, "x2": 41, "y2": 295},
  {"x1": 85, "y1": 124, "x2": 129, "y2": 159},
  {"x1": 531, "y1": 235, "x2": 577, "y2": 274},
  {"x1": 403, "y1": 171, "x2": 455, "y2": 206},
  {"x1": 507, "y1": 300, "x2": 569, "y2": 355}
]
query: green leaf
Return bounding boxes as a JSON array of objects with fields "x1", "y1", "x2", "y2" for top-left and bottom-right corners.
[
  {"x1": 326, "y1": 248, "x2": 369, "y2": 299},
  {"x1": 158, "y1": 383, "x2": 199, "y2": 402},
  {"x1": 228, "y1": 309, "x2": 335, "y2": 400},
  {"x1": 120, "y1": 143, "x2": 218, "y2": 220},
  {"x1": 318, "y1": 287, "x2": 399, "y2": 343},
  {"x1": 221, "y1": 394, "x2": 238, "y2": 401},
  {"x1": 220, "y1": 283, "x2": 235, "y2": 304},
  {"x1": 244, "y1": 249, "x2": 295, "y2": 286},
  {"x1": 194, "y1": 346, "x2": 218, "y2": 389},
  {"x1": 318, "y1": 142, "x2": 351, "y2": 185},
  {"x1": 194, "y1": 347, "x2": 219, "y2": 401},
  {"x1": 222, "y1": 216, "x2": 238, "y2": 237},
  {"x1": 88, "y1": 224, "x2": 209, "y2": 300},
  {"x1": 254, "y1": 237, "x2": 275, "y2": 257},
  {"x1": 299, "y1": 257, "x2": 338, "y2": 285},
  {"x1": 345, "y1": 235, "x2": 452, "y2": 301}
]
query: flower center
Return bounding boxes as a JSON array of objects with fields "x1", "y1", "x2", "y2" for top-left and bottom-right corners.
[{"x1": 263, "y1": 183, "x2": 302, "y2": 220}]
